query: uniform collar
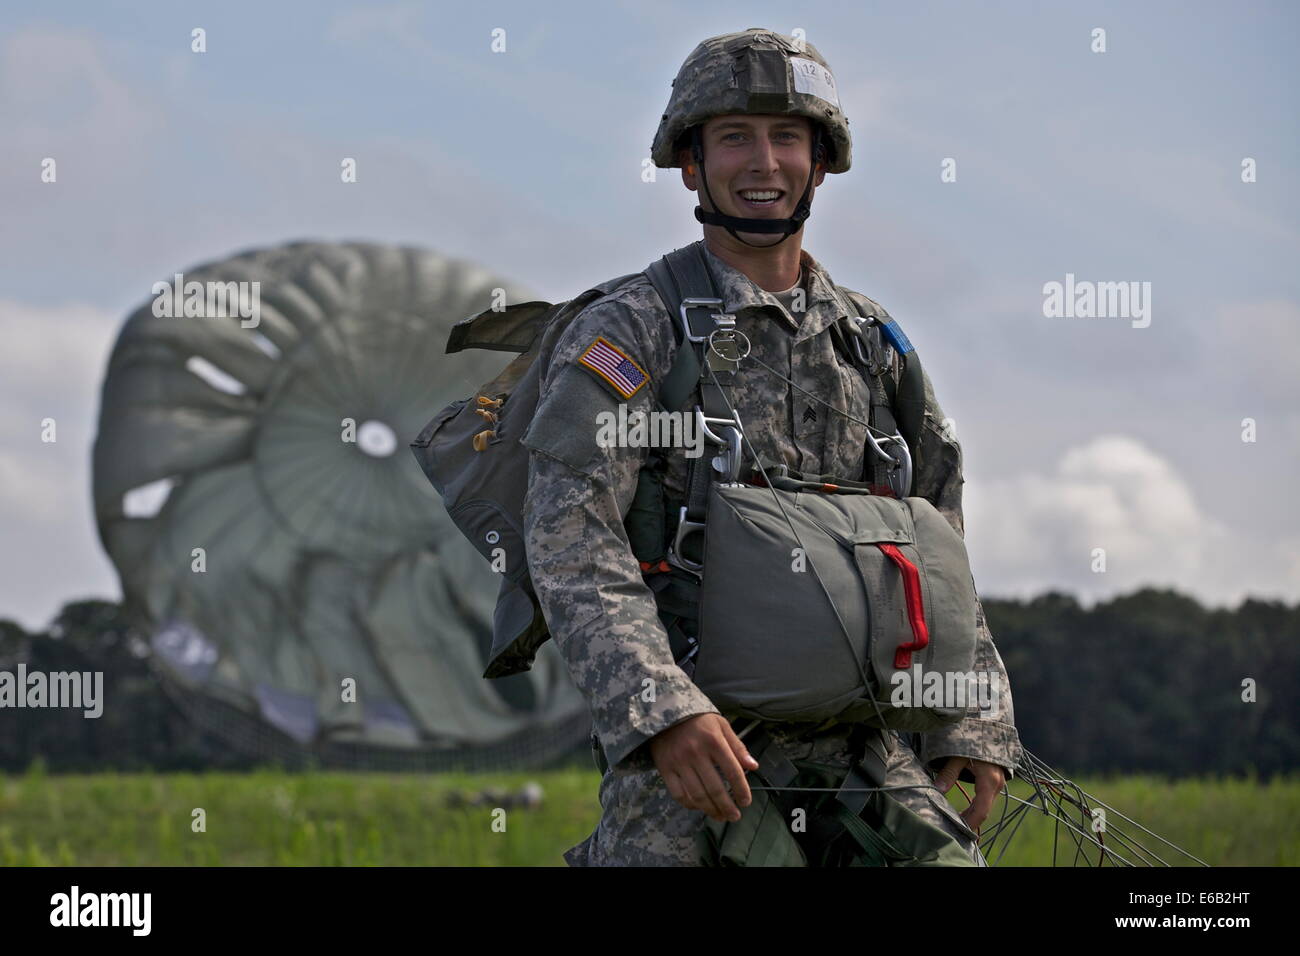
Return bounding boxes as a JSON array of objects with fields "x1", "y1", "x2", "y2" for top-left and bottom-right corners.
[{"x1": 694, "y1": 240, "x2": 847, "y2": 344}]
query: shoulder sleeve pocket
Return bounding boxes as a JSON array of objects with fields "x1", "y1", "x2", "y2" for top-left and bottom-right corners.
[{"x1": 520, "y1": 363, "x2": 610, "y2": 477}]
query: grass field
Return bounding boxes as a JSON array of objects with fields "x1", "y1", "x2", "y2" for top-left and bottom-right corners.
[{"x1": 1, "y1": 762, "x2": 1295, "y2": 866}]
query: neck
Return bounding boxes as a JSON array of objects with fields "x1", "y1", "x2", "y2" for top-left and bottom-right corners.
[{"x1": 702, "y1": 227, "x2": 806, "y2": 293}]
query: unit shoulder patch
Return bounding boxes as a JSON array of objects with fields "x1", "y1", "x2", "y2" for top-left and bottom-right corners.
[{"x1": 576, "y1": 335, "x2": 650, "y2": 399}]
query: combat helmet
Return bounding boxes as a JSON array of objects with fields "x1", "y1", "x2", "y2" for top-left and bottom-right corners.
[{"x1": 651, "y1": 28, "x2": 852, "y2": 246}]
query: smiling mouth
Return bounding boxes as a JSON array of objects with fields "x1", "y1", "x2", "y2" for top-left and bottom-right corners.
[{"x1": 736, "y1": 189, "x2": 785, "y2": 209}]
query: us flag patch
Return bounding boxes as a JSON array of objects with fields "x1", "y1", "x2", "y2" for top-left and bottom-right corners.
[{"x1": 577, "y1": 336, "x2": 649, "y2": 399}]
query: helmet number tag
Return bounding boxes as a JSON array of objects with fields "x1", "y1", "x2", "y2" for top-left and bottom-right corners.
[{"x1": 789, "y1": 57, "x2": 839, "y2": 107}]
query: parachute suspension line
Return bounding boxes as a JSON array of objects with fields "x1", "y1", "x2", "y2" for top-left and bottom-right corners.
[
  {"x1": 742, "y1": 747, "x2": 1212, "y2": 867},
  {"x1": 1030, "y1": 749, "x2": 1209, "y2": 866},
  {"x1": 702, "y1": 360, "x2": 890, "y2": 729},
  {"x1": 973, "y1": 747, "x2": 1211, "y2": 868}
]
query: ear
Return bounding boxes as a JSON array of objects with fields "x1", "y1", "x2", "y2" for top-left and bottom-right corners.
[{"x1": 679, "y1": 152, "x2": 699, "y2": 191}]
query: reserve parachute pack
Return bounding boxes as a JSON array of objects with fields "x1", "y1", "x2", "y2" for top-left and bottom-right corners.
[{"x1": 409, "y1": 243, "x2": 980, "y2": 732}]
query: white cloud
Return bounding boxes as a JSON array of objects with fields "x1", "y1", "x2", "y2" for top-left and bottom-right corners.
[
  {"x1": 0, "y1": 299, "x2": 117, "y2": 396},
  {"x1": 965, "y1": 434, "x2": 1298, "y2": 609},
  {"x1": 0, "y1": 300, "x2": 122, "y2": 631},
  {"x1": 0, "y1": 26, "x2": 157, "y2": 176}
]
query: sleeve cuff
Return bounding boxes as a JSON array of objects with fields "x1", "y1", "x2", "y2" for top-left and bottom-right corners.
[
  {"x1": 919, "y1": 716, "x2": 1023, "y2": 781},
  {"x1": 594, "y1": 670, "x2": 721, "y2": 771}
]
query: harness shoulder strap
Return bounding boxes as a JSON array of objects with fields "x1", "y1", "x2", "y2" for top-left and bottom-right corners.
[
  {"x1": 644, "y1": 248, "x2": 708, "y2": 412},
  {"x1": 834, "y1": 287, "x2": 928, "y2": 497},
  {"x1": 641, "y1": 246, "x2": 741, "y2": 573}
]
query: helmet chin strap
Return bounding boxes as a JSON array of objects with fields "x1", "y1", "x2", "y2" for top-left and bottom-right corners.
[{"x1": 691, "y1": 124, "x2": 823, "y2": 248}]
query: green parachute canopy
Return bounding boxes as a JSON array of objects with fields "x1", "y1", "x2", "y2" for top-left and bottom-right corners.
[{"x1": 92, "y1": 241, "x2": 588, "y2": 768}]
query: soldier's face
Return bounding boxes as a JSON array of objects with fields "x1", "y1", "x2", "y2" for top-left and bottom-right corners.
[{"x1": 681, "y1": 114, "x2": 826, "y2": 243}]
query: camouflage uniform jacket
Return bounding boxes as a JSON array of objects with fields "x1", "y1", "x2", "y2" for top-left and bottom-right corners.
[{"x1": 520, "y1": 239, "x2": 1022, "y2": 779}]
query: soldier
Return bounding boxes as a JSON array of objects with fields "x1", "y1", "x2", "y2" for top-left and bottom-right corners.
[{"x1": 520, "y1": 28, "x2": 1022, "y2": 866}]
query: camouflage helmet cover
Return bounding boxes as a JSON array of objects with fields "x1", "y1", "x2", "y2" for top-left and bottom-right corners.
[{"x1": 651, "y1": 28, "x2": 852, "y2": 174}]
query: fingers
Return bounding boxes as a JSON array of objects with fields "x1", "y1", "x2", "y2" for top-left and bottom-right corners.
[
  {"x1": 660, "y1": 769, "x2": 692, "y2": 812},
  {"x1": 932, "y1": 755, "x2": 965, "y2": 794},
  {"x1": 666, "y1": 759, "x2": 737, "y2": 823},
  {"x1": 675, "y1": 768, "x2": 731, "y2": 823},
  {"x1": 720, "y1": 724, "x2": 758, "y2": 809},
  {"x1": 688, "y1": 764, "x2": 740, "y2": 823},
  {"x1": 666, "y1": 767, "x2": 726, "y2": 823},
  {"x1": 654, "y1": 718, "x2": 754, "y2": 823},
  {"x1": 721, "y1": 720, "x2": 760, "y2": 772},
  {"x1": 962, "y1": 766, "x2": 1005, "y2": 833}
]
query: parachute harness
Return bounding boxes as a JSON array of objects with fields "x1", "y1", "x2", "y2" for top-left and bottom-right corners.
[{"x1": 694, "y1": 338, "x2": 1208, "y2": 867}]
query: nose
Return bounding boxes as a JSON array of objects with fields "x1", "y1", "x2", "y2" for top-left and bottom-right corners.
[{"x1": 748, "y1": 134, "x2": 780, "y2": 175}]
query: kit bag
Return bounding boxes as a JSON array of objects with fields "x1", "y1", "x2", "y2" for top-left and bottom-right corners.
[
  {"x1": 408, "y1": 273, "x2": 641, "y2": 678},
  {"x1": 690, "y1": 470, "x2": 980, "y2": 732}
]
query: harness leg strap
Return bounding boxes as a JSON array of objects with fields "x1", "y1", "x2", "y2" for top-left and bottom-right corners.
[
  {"x1": 744, "y1": 724, "x2": 801, "y2": 790},
  {"x1": 836, "y1": 726, "x2": 890, "y2": 817}
]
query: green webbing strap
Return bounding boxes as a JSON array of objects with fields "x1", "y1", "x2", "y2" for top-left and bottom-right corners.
[
  {"x1": 644, "y1": 249, "x2": 705, "y2": 413},
  {"x1": 626, "y1": 248, "x2": 706, "y2": 567},
  {"x1": 645, "y1": 245, "x2": 740, "y2": 569},
  {"x1": 830, "y1": 800, "x2": 913, "y2": 865},
  {"x1": 736, "y1": 723, "x2": 914, "y2": 867},
  {"x1": 894, "y1": 351, "x2": 926, "y2": 482},
  {"x1": 657, "y1": 332, "x2": 699, "y2": 414}
]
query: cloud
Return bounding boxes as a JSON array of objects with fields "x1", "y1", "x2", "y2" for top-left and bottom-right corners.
[
  {"x1": 0, "y1": 25, "x2": 158, "y2": 184},
  {"x1": 965, "y1": 434, "x2": 1298, "y2": 608},
  {"x1": 0, "y1": 299, "x2": 122, "y2": 630}
]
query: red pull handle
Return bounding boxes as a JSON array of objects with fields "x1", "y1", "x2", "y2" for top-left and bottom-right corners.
[{"x1": 877, "y1": 542, "x2": 929, "y2": 669}]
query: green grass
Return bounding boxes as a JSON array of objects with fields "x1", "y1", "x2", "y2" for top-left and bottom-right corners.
[
  {"x1": 974, "y1": 773, "x2": 1300, "y2": 866},
  {"x1": 1, "y1": 762, "x2": 1295, "y2": 866}
]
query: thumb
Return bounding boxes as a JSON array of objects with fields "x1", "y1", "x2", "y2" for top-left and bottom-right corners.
[{"x1": 933, "y1": 756, "x2": 965, "y2": 793}]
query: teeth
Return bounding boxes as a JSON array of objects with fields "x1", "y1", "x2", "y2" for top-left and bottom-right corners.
[{"x1": 740, "y1": 190, "x2": 781, "y2": 200}]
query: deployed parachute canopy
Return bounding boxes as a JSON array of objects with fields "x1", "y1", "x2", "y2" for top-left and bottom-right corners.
[{"x1": 92, "y1": 241, "x2": 589, "y2": 769}]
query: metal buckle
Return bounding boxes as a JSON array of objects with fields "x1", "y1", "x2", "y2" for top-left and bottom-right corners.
[
  {"x1": 679, "y1": 297, "x2": 734, "y2": 344},
  {"x1": 846, "y1": 315, "x2": 873, "y2": 365},
  {"x1": 696, "y1": 408, "x2": 744, "y2": 482},
  {"x1": 665, "y1": 407, "x2": 746, "y2": 575},
  {"x1": 878, "y1": 433, "x2": 913, "y2": 499},
  {"x1": 667, "y1": 506, "x2": 705, "y2": 575},
  {"x1": 847, "y1": 315, "x2": 892, "y2": 376},
  {"x1": 708, "y1": 327, "x2": 750, "y2": 362}
]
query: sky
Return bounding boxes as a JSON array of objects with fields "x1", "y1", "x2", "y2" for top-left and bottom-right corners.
[{"x1": 1, "y1": 0, "x2": 1297, "y2": 634}]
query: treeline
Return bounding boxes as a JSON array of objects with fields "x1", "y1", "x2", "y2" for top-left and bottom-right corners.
[
  {"x1": 989, "y1": 588, "x2": 1297, "y2": 778},
  {"x1": 1, "y1": 590, "x2": 1296, "y2": 776},
  {"x1": 0, "y1": 601, "x2": 260, "y2": 772}
]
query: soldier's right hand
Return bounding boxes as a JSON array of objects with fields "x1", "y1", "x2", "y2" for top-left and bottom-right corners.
[{"x1": 648, "y1": 713, "x2": 760, "y2": 823}]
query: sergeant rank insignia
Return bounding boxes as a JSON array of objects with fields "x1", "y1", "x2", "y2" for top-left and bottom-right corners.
[{"x1": 577, "y1": 336, "x2": 649, "y2": 399}]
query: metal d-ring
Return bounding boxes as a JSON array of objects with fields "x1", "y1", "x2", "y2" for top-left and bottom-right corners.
[{"x1": 708, "y1": 327, "x2": 750, "y2": 362}]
